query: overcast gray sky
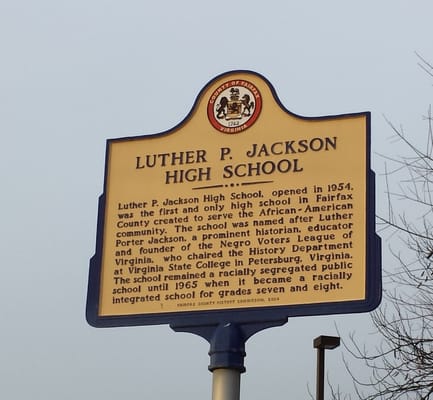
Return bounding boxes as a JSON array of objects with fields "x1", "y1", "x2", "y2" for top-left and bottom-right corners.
[{"x1": 1, "y1": 1, "x2": 432, "y2": 399}]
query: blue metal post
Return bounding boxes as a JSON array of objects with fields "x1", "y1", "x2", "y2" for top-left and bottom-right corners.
[
  {"x1": 171, "y1": 318, "x2": 287, "y2": 400},
  {"x1": 208, "y1": 323, "x2": 245, "y2": 400}
]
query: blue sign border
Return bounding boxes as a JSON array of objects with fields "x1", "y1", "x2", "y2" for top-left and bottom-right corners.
[{"x1": 86, "y1": 70, "x2": 382, "y2": 329}]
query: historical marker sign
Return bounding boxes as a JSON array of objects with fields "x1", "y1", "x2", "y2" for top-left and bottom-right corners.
[{"x1": 86, "y1": 71, "x2": 381, "y2": 328}]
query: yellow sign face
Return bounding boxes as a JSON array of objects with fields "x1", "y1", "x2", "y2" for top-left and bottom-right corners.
[{"x1": 97, "y1": 72, "x2": 369, "y2": 317}]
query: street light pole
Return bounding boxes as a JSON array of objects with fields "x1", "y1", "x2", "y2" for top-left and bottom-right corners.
[{"x1": 313, "y1": 335, "x2": 340, "y2": 400}]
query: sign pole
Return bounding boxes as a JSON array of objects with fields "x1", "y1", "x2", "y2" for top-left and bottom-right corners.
[
  {"x1": 208, "y1": 323, "x2": 245, "y2": 400},
  {"x1": 172, "y1": 319, "x2": 287, "y2": 400},
  {"x1": 211, "y1": 369, "x2": 240, "y2": 400}
]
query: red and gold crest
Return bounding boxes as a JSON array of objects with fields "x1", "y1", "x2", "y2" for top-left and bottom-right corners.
[{"x1": 207, "y1": 80, "x2": 262, "y2": 133}]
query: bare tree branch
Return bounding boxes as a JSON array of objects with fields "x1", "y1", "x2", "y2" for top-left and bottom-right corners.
[{"x1": 332, "y1": 55, "x2": 433, "y2": 400}]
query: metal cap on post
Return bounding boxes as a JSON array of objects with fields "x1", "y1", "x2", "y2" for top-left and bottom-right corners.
[
  {"x1": 209, "y1": 323, "x2": 246, "y2": 400},
  {"x1": 171, "y1": 318, "x2": 287, "y2": 400},
  {"x1": 209, "y1": 323, "x2": 246, "y2": 373},
  {"x1": 313, "y1": 336, "x2": 340, "y2": 400}
]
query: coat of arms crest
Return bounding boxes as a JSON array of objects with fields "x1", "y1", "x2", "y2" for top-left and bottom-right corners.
[
  {"x1": 216, "y1": 88, "x2": 255, "y2": 120},
  {"x1": 207, "y1": 80, "x2": 262, "y2": 133}
]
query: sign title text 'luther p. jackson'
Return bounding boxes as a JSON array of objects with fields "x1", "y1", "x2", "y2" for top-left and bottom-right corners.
[{"x1": 136, "y1": 137, "x2": 337, "y2": 184}]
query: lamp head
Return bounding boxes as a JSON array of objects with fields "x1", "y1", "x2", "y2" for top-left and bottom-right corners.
[{"x1": 313, "y1": 335, "x2": 340, "y2": 350}]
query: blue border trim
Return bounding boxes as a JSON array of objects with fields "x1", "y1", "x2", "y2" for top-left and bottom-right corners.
[{"x1": 86, "y1": 70, "x2": 382, "y2": 329}]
